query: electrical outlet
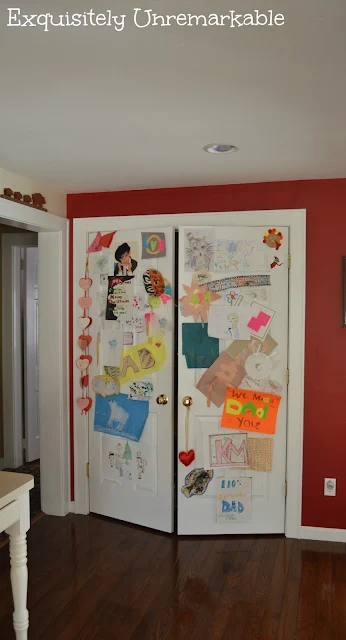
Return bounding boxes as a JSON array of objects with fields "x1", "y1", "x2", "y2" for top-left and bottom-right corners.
[{"x1": 324, "y1": 478, "x2": 336, "y2": 496}]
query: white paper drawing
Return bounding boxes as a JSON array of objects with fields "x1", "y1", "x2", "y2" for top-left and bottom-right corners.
[
  {"x1": 216, "y1": 477, "x2": 252, "y2": 524},
  {"x1": 208, "y1": 306, "x2": 251, "y2": 340},
  {"x1": 88, "y1": 253, "x2": 113, "y2": 277},
  {"x1": 102, "y1": 435, "x2": 156, "y2": 491},
  {"x1": 246, "y1": 301, "x2": 276, "y2": 340},
  {"x1": 184, "y1": 228, "x2": 215, "y2": 272},
  {"x1": 214, "y1": 239, "x2": 269, "y2": 272},
  {"x1": 100, "y1": 328, "x2": 124, "y2": 367}
]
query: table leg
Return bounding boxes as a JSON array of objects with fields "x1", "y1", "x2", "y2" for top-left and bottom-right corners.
[{"x1": 9, "y1": 533, "x2": 29, "y2": 640}]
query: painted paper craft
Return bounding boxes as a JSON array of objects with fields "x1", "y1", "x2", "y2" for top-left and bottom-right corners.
[
  {"x1": 208, "y1": 433, "x2": 248, "y2": 468},
  {"x1": 103, "y1": 365, "x2": 120, "y2": 381},
  {"x1": 196, "y1": 348, "x2": 246, "y2": 408},
  {"x1": 94, "y1": 392, "x2": 149, "y2": 441},
  {"x1": 87, "y1": 231, "x2": 116, "y2": 253},
  {"x1": 106, "y1": 278, "x2": 133, "y2": 322},
  {"x1": 217, "y1": 477, "x2": 252, "y2": 524},
  {"x1": 263, "y1": 228, "x2": 283, "y2": 250},
  {"x1": 193, "y1": 270, "x2": 211, "y2": 286},
  {"x1": 245, "y1": 352, "x2": 274, "y2": 380},
  {"x1": 143, "y1": 269, "x2": 165, "y2": 297},
  {"x1": 247, "y1": 437, "x2": 274, "y2": 472},
  {"x1": 100, "y1": 327, "x2": 123, "y2": 367},
  {"x1": 91, "y1": 375, "x2": 119, "y2": 397},
  {"x1": 102, "y1": 436, "x2": 156, "y2": 490},
  {"x1": 184, "y1": 228, "x2": 214, "y2": 272},
  {"x1": 214, "y1": 239, "x2": 256, "y2": 272},
  {"x1": 180, "y1": 278, "x2": 221, "y2": 323},
  {"x1": 226, "y1": 336, "x2": 278, "y2": 365},
  {"x1": 246, "y1": 302, "x2": 275, "y2": 340},
  {"x1": 270, "y1": 256, "x2": 283, "y2": 269},
  {"x1": 208, "y1": 306, "x2": 251, "y2": 340},
  {"x1": 141, "y1": 232, "x2": 166, "y2": 258},
  {"x1": 113, "y1": 241, "x2": 138, "y2": 279},
  {"x1": 77, "y1": 397, "x2": 92, "y2": 415},
  {"x1": 181, "y1": 468, "x2": 214, "y2": 498},
  {"x1": 221, "y1": 388, "x2": 281, "y2": 434},
  {"x1": 128, "y1": 380, "x2": 153, "y2": 400},
  {"x1": 207, "y1": 274, "x2": 270, "y2": 293},
  {"x1": 182, "y1": 323, "x2": 219, "y2": 369},
  {"x1": 225, "y1": 290, "x2": 241, "y2": 306},
  {"x1": 120, "y1": 336, "x2": 167, "y2": 385}
]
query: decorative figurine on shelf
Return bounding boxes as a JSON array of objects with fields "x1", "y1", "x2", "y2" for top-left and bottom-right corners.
[
  {"x1": 13, "y1": 192, "x2": 22, "y2": 201},
  {"x1": 32, "y1": 193, "x2": 46, "y2": 208},
  {"x1": 23, "y1": 195, "x2": 32, "y2": 204},
  {"x1": 3, "y1": 188, "x2": 13, "y2": 197},
  {"x1": 0, "y1": 188, "x2": 47, "y2": 211}
]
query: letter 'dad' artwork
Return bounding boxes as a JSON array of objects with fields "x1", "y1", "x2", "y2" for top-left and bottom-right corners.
[{"x1": 221, "y1": 388, "x2": 281, "y2": 435}]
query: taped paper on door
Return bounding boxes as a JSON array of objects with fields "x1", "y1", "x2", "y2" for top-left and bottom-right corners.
[
  {"x1": 113, "y1": 241, "x2": 138, "y2": 279},
  {"x1": 182, "y1": 323, "x2": 219, "y2": 369},
  {"x1": 180, "y1": 279, "x2": 221, "y2": 323},
  {"x1": 184, "y1": 229, "x2": 214, "y2": 272},
  {"x1": 214, "y1": 239, "x2": 256, "y2": 272},
  {"x1": 208, "y1": 306, "x2": 251, "y2": 340},
  {"x1": 246, "y1": 302, "x2": 275, "y2": 340},
  {"x1": 91, "y1": 375, "x2": 120, "y2": 397},
  {"x1": 94, "y1": 392, "x2": 149, "y2": 441},
  {"x1": 217, "y1": 477, "x2": 252, "y2": 524},
  {"x1": 247, "y1": 437, "x2": 274, "y2": 472},
  {"x1": 120, "y1": 336, "x2": 167, "y2": 385},
  {"x1": 143, "y1": 269, "x2": 165, "y2": 297},
  {"x1": 88, "y1": 253, "x2": 112, "y2": 277},
  {"x1": 221, "y1": 388, "x2": 281, "y2": 434},
  {"x1": 181, "y1": 468, "x2": 214, "y2": 498},
  {"x1": 102, "y1": 436, "x2": 156, "y2": 491},
  {"x1": 263, "y1": 228, "x2": 283, "y2": 250},
  {"x1": 196, "y1": 348, "x2": 246, "y2": 408},
  {"x1": 226, "y1": 336, "x2": 278, "y2": 365},
  {"x1": 106, "y1": 278, "x2": 133, "y2": 322},
  {"x1": 141, "y1": 232, "x2": 166, "y2": 258},
  {"x1": 100, "y1": 327, "x2": 123, "y2": 367},
  {"x1": 225, "y1": 290, "x2": 242, "y2": 306},
  {"x1": 207, "y1": 274, "x2": 270, "y2": 293},
  {"x1": 207, "y1": 433, "x2": 249, "y2": 468},
  {"x1": 128, "y1": 380, "x2": 153, "y2": 400},
  {"x1": 87, "y1": 231, "x2": 116, "y2": 253}
]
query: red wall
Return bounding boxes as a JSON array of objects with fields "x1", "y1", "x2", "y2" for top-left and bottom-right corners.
[{"x1": 68, "y1": 178, "x2": 346, "y2": 529}]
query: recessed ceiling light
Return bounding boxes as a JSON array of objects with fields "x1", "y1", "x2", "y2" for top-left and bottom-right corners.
[{"x1": 203, "y1": 143, "x2": 238, "y2": 154}]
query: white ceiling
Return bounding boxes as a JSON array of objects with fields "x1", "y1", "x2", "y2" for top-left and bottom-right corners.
[{"x1": 0, "y1": 0, "x2": 345, "y2": 193}]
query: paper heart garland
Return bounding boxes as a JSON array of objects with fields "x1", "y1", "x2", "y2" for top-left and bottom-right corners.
[
  {"x1": 179, "y1": 450, "x2": 195, "y2": 467},
  {"x1": 77, "y1": 397, "x2": 92, "y2": 415},
  {"x1": 78, "y1": 296, "x2": 92, "y2": 310},
  {"x1": 80, "y1": 375, "x2": 89, "y2": 388},
  {"x1": 77, "y1": 334, "x2": 92, "y2": 350},
  {"x1": 77, "y1": 317, "x2": 92, "y2": 330},
  {"x1": 79, "y1": 277, "x2": 92, "y2": 290},
  {"x1": 76, "y1": 355, "x2": 92, "y2": 371}
]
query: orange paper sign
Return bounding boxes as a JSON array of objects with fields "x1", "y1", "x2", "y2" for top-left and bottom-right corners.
[{"x1": 221, "y1": 388, "x2": 281, "y2": 435}]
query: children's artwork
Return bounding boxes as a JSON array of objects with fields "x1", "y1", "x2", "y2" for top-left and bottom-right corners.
[
  {"x1": 113, "y1": 241, "x2": 138, "y2": 279},
  {"x1": 76, "y1": 355, "x2": 92, "y2": 372},
  {"x1": 106, "y1": 278, "x2": 133, "y2": 322},
  {"x1": 184, "y1": 229, "x2": 214, "y2": 272},
  {"x1": 91, "y1": 375, "x2": 119, "y2": 397},
  {"x1": 128, "y1": 380, "x2": 153, "y2": 400},
  {"x1": 193, "y1": 270, "x2": 211, "y2": 286},
  {"x1": 88, "y1": 253, "x2": 112, "y2": 277},
  {"x1": 196, "y1": 348, "x2": 246, "y2": 408},
  {"x1": 99, "y1": 327, "x2": 123, "y2": 366},
  {"x1": 208, "y1": 433, "x2": 249, "y2": 468},
  {"x1": 87, "y1": 231, "x2": 116, "y2": 253},
  {"x1": 214, "y1": 239, "x2": 256, "y2": 272},
  {"x1": 123, "y1": 331, "x2": 133, "y2": 346},
  {"x1": 77, "y1": 334, "x2": 92, "y2": 351},
  {"x1": 94, "y1": 392, "x2": 149, "y2": 441},
  {"x1": 133, "y1": 292, "x2": 150, "y2": 312},
  {"x1": 102, "y1": 436, "x2": 156, "y2": 490},
  {"x1": 246, "y1": 302, "x2": 275, "y2": 340},
  {"x1": 226, "y1": 336, "x2": 278, "y2": 366},
  {"x1": 207, "y1": 274, "x2": 271, "y2": 293},
  {"x1": 77, "y1": 316, "x2": 92, "y2": 331},
  {"x1": 263, "y1": 229, "x2": 283, "y2": 250},
  {"x1": 78, "y1": 296, "x2": 92, "y2": 311},
  {"x1": 221, "y1": 388, "x2": 281, "y2": 435},
  {"x1": 77, "y1": 397, "x2": 92, "y2": 415},
  {"x1": 181, "y1": 468, "x2": 214, "y2": 498},
  {"x1": 245, "y1": 352, "x2": 273, "y2": 380},
  {"x1": 225, "y1": 290, "x2": 241, "y2": 306},
  {"x1": 180, "y1": 278, "x2": 221, "y2": 323},
  {"x1": 143, "y1": 269, "x2": 165, "y2": 297},
  {"x1": 178, "y1": 450, "x2": 195, "y2": 467},
  {"x1": 247, "y1": 437, "x2": 274, "y2": 472},
  {"x1": 270, "y1": 256, "x2": 283, "y2": 269},
  {"x1": 119, "y1": 336, "x2": 167, "y2": 384},
  {"x1": 141, "y1": 232, "x2": 166, "y2": 258},
  {"x1": 217, "y1": 477, "x2": 252, "y2": 524},
  {"x1": 182, "y1": 323, "x2": 219, "y2": 369},
  {"x1": 103, "y1": 365, "x2": 120, "y2": 381},
  {"x1": 207, "y1": 306, "x2": 251, "y2": 340}
]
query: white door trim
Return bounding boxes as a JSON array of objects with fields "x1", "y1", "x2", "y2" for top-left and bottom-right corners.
[
  {"x1": 73, "y1": 210, "x2": 305, "y2": 538},
  {"x1": 0, "y1": 196, "x2": 69, "y2": 516}
]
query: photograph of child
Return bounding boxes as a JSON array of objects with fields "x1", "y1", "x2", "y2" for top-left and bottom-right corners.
[{"x1": 114, "y1": 242, "x2": 138, "y2": 280}]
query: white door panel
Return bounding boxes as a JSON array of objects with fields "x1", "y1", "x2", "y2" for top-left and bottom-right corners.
[
  {"x1": 177, "y1": 225, "x2": 289, "y2": 535},
  {"x1": 85, "y1": 227, "x2": 174, "y2": 533}
]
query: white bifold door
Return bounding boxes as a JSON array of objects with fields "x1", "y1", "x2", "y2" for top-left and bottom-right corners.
[
  {"x1": 177, "y1": 225, "x2": 289, "y2": 535},
  {"x1": 78, "y1": 227, "x2": 174, "y2": 533}
]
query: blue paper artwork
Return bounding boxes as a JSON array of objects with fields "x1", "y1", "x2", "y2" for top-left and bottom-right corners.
[{"x1": 94, "y1": 392, "x2": 149, "y2": 442}]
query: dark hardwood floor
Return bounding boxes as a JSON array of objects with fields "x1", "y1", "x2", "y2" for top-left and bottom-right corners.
[{"x1": 0, "y1": 514, "x2": 346, "y2": 639}]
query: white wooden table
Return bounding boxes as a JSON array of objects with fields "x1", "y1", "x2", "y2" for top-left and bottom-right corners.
[{"x1": 0, "y1": 471, "x2": 34, "y2": 640}]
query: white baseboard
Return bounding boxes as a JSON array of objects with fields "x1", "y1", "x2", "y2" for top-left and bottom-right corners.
[
  {"x1": 69, "y1": 501, "x2": 75, "y2": 513},
  {"x1": 301, "y1": 526, "x2": 346, "y2": 543}
]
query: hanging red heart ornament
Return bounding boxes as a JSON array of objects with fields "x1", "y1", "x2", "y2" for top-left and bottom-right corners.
[
  {"x1": 80, "y1": 375, "x2": 89, "y2": 388},
  {"x1": 77, "y1": 334, "x2": 92, "y2": 350},
  {"x1": 77, "y1": 317, "x2": 92, "y2": 330},
  {"x1": 79, "y1": 277, "x2": 92, "y2": 290},
  {"x1": 78, "y1": 296, "x2": 92, "y2": 310},
  {"x1": 77, "y1": 397, "x2": 92, "y2": 415},
  {"x1": 179, "y1": 450, "x2": 195, "y2": 467}
]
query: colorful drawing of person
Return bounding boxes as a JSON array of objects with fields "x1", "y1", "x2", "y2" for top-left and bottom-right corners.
[
  {"x1": 227, "y1": 313, "x2": 240, "y2": 339},
  {"x1": 136, "y1": 452, "x2": 147, "y2": 479},
  {"x1": 114, "y1": 243, "x2": 137, "y2": 278}
]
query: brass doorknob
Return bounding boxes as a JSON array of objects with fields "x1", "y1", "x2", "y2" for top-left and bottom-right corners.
[
  {"x1": 182, "y1": 396, "x2": 193, "y2": 407},
  {"x1": 156, "y1": 394, "x2": 168, "y2": 405}
]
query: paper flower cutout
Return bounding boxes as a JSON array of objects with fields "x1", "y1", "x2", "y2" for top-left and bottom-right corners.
[
  {"x1": 180, "y1": 278, "x2": 221, "y2": 322},
  {"x1": 263, "y1": 229, "x2": 283, "y2": 250}
]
